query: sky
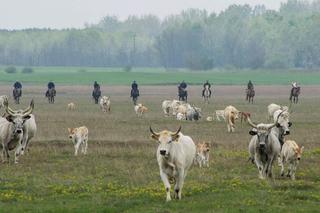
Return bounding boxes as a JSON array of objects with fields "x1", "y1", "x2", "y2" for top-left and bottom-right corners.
[{"x1": 0, "y1": 0, "x2": 288, "y2": 30}]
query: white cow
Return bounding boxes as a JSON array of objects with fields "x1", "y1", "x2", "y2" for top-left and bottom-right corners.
[
  {"x1": 176, "y1": 112, "x2": 186, "y2": 121},
  {"x1": 0, "y1": 100, "x2": 35, "y2": 163},
  {"x1": 161, "y1": 100, "x2": 181, "y2": 116},
  {"x1": 224, "y1": 105, "x2": 240, "y2": 132},
  {"x1": 3, "y1": 100, "x2": 37, "y2": 156},
  {"x1": 0, "y1": 95, "x2": 8, "y2": 110},
  {"x1": 247, "y1": 112, "x2": 284, "y2": 179},
  {"x1": 267, "y1": 103, "x2": 288, "y2": 121},
  {"x1": 150, "y1": 126, "x2": 196, "y2": 201},
  {"x1": 100, "y1": 96, "x2": 111, "y2": 113},
  {"x1": 280, "y1": 140, "x2": 304, "y2": 180},
  {"x1": 215, "y1": 110, "x2": 225, "y2": 122}
]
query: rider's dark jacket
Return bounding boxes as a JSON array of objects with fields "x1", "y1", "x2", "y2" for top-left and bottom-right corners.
[
  {"x1": 14, "y1": 81, "x2": 22, "y2": 89},
  {"x1": 179, "y1": 82, "x2": 187, "y2": 89},
  {"x1": 48, "y1": 82, "x2": 55, "y2": 89}
]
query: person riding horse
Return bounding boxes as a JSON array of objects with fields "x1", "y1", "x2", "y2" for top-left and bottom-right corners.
[
  {"x1": 13, "y1": 81, "x2": 22, "y2": 104},
  {"x1": 130, "y1": 80, "x2": 139, "y2": 104},
  {"x1": 92, "y1": 81, "x2": 101, "y2": 104},
  {"x1": 247, "y1": 80, "x2": 254, "y2": 90},
  {"x1": 202, "y1": 80, "x2": 212, "y2": 97},
  {"x1": 14, "y1": 81, "x2": 22, "y2": 89},
  {"x1": 178, "y1": 80, "x2": 188, "y2": 101},
  {"x1": 46, "y1": 81, "x2": 56, "y2": 97},
  {"x1": 290, "y1": 81, "x2": 301, "y2": 103}
]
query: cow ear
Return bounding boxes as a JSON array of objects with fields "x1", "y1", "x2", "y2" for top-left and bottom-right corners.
[
  {"x1": 6, "y1": 115, "x2": 13, "y2": 123},
  {"x1": 300, "y1": 146, "x2": 304, "y2": 153},
  {"x1": 276, "y1": 123, "x2": 281, "y2": 128},
  {"x1": 249, "y1": 130, "x2": 257, "y2": 136},
  {"x1": 172, "y1": 134, "x2": 180, "y2": 142},
  {"x1": 151, "y1": 134, "x2": 159, "y2": 141},
  {"x1": 288, "y1": 122, "x2": 292, "y2": 127}
]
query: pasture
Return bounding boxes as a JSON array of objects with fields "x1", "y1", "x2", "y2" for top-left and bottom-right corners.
[
  {"x1": 0, "y1": 85, "x2": 320, "y2": 212},
  {"x1": 2, "y1": 66, "x2": 320, "y2": 85}
]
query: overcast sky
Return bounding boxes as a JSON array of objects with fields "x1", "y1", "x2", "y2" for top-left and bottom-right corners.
[{"x1": 0, "y1": 0, "x2": 288, "y2": 30}]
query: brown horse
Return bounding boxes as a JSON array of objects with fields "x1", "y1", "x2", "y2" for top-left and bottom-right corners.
[
  {"x1": 13, "y1": 88, "x2": 22, "y2": 104},
  {"x1": 246, "y1": 88, "x2": 255, "y2": 104},
  {"x1": 290, "y1": 87, "x2": 300, "y2": 104}
]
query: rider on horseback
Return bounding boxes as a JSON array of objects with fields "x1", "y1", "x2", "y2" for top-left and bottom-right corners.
[
  {"x1": 46, "y1": 81, "x2": 56, "y2": 97},
  {"x1": 247, "y1": 80, "x2": 254, "y2": 90},
  {"x1": 202, "y1": 80, "x2": 212, "y2": 97},
  {"x1": 14, "y1": 81, "x2": 22, "y2": 89},
  {"x1": 94, "y1": 81, "x2": 100, "y2": 90},
  {"x1": 131, "y1": 80, "x2": 139, "y2": 97}
]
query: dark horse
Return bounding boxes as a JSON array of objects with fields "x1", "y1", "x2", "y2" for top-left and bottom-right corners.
[
  {"x1": 46, "y1": 88, "x2": 56, "y2": 104},
  {"x1": 13, "y1": 88, "x2": 22, "y2": 104},
  {"x1": 92, "y1": 87, "x2": 101, "y2": 104},
  {"x1": 246, "y1": 88, "x2": 255, "y2": 104},
  {"x1": 178, "y1": 87, "x2": 188, "y2": 102},
  {"x1": 131, "y1": 88, "x2": 139, "y2": 105},
  {"x1": 290, "y1": 87, "x2": 300, "y2": 104}
]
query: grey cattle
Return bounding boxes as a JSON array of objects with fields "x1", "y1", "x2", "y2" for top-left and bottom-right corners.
[
  {"x1": 247, "y1": 112, "x2": 284, "y2": 179},
  {"x1": 0, "y1": 100, "x2": 34, "y2": 163}
]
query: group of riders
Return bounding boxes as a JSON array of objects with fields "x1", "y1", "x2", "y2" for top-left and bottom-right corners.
[{"x1": 11, "y1": 79, "x2": 300, "y2": 104}]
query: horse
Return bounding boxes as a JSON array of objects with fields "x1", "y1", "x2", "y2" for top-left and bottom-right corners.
[
  {"x1": 131, "y1": 88, "x2": 139, "y2": 105},
  {"x1": 92, "y1": 87, "x2": 101, "y2": 104},
  {"x1": 203, "y1": 85, "x2": 211, "y2": 104},
  {"x1": 13, "y1": 88, "x2": 22, "y2": 104},
  {"x1": 178, "y1": 87, "x2": 188, "y2": 102},
  {"x1": 290, "y1": 87, "x2": 300, "y2": 104},
  {"x1": 246, "y1": 88, "x2": 255, "y2": 104},
  {"x1": 46, "y1": 88, "x2": 56, "y2": 104}
]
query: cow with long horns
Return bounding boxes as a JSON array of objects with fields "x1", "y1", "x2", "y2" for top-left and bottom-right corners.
[
  {"x1": 247, "y1": 112, "x2": 284, "y2": 179},
  {"x1": 0, "y1": 100, "x2": 36, "y2": 163},
  {"x1": 150, "y1": 126, "x2": 196, "y2": 201}
]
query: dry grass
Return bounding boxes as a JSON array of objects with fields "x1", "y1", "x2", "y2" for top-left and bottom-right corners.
[{"x1": 0, "y1": 85, "x2": 319, "y2": 212}]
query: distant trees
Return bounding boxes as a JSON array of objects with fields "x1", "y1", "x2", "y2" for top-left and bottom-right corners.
[{"x1": 0, "y1": 0, "x2": 320, "y2": 70}]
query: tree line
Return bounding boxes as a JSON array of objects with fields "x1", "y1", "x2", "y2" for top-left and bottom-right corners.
[{"x1": 1, "y1": 0, "x2": 320, "y2": 70}]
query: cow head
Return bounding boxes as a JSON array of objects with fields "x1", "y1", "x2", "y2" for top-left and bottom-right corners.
[
  {"x1": 4, "y1": 100, "x2": 34, "y2": 135},
  {"x1": 197, "y1": 142, "x2": 210, "y2": 155},
  {"x1": 150, "y1": 126, "x2": 181, "y2": 157},
  {"x1": 247, "y1": 112, "x2": 283, "y2": 150},
  {"x1": 294, "y1": 145, "x2": 304, "y2": 161},
  {"x1": 275, "y1": 110, "x2": 292, "y2": 135},
  {"x1": 68, "y1": 128, "x2": 77, "y2": 139}
]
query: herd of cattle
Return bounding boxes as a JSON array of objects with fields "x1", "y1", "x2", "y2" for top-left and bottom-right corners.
[{"x1": 0, "y1": 94, "x2": 304, "y2": 202}]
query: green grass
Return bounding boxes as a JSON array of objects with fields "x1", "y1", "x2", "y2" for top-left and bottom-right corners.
[
  {"x1": 1, "y1": 66, "x2": 320, "y2": 85},
  {"x1": 0, "y1": 85, "x2": 319, "y2": 212}
]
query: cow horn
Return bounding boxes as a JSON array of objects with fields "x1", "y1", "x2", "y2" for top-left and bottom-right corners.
[
  {"x1": 172, "y1": 126, "x2": 181, "y2": 136},
  {"x1": 22, "y1": 99, "x2": 34, "y2": 116},
  {"x1": 267, "y1": 110, "x2": 285, "y2": 130},
  {"x1": 246, "y1": 116, "x2": 257, "y2": 128},
  {"x1": 149, "y1": 126, "x2": 159, "y2": 136}
]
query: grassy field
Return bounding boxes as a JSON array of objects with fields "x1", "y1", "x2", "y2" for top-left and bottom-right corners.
[
  {"x1": 1, "y1": 66, "x2": 320, "y2": 85},
  {"x1": 0, "y1": 85, "x2": 319, "y2": 212}
]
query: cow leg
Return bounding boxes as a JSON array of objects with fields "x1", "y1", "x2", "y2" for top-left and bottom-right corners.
[
  {"x1": 74, "y1": 141, "x2": 80, "y2": 156},
  {"x1": 2, "y1": 143, "x2": 9, "y2": 163},
  {"x1": 174, "y1": 169, "x2": 184, "y2": 200},
  {"x1": 160, "y1": 170, "x2": 171, "y2": 202},
  {"x1": 255, "y1": 155, "x2": 265, "y2": 179},
  {"x1": 83, "y1": 139, "x2": 88, "y2": 155}
]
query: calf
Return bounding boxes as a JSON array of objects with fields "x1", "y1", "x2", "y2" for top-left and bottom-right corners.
[
  {"x1": 195, "y1": 142, "x2": 210, "y2": 168},
  {"x1": 280, "y1": 140, "x2": 304, "y2": 180},
  {"x1": 67, "y1": 102, "x2": 75, "y2": 110},
  {"x1": 134, "y1": 104, "x2": 148, "y2": 116},
  {"x1": 100, "y1": 96, "x2": 111, "y2": 113},
  {"x1": 68, "y1": 126, "x2": 89, "y2": 156},
  {"x1": 215, "y1": 110, "x2": 225, "y2": 122},
  {"x1": 224, "y1": 105, "x2": 240, "y2": 132}
]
